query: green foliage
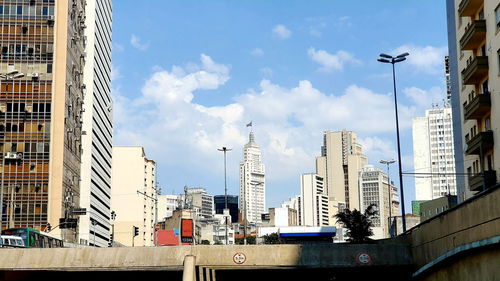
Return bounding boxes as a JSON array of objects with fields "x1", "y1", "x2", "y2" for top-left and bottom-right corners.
[
  {"x1": 334, "y1": 204, "x2": 378, "y2": 243},
  {"x1": 200, "y1": 240, "x2": 210, "y2": 245},
  {"x1": 263, "y1": 232, "x2": 282, "y2": 244},
  {"x1": 245, "y1": 236, "x2": 256, "y2": 244}
]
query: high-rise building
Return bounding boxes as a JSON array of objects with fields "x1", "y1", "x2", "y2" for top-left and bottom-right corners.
[
  {"x1": 446, "y1": 0, "x2": 500, "y2": 201},
  {"x1": 239, "y1": 131, "x2": 265, "y2": 224},
  {"x1": 179, "y1": 187, "x2": 214, "y2": 219},
  {"x1": 315, "y1": 130, "x2": 367, "y2": 224},
  {"x1": 78, "y1": 0, "x2": 113, "y2": 248},
  {"x1": 111, "y1": 146, "x2": 157, "y2": 247},
  {"x1": 412, "y1": 106, "x2": 457, "y2": 201},
  {"x1": 157, "y1": 194, "x2": 179, "y2": 221},
  {"x1": 300, "y1": 173, "x2": 328, "y2": 226},
  {"x1": 214, "y1": 195, "x2": 238, "y2": 223},
  {"x1": 0, "y1": 1, "x2": 87, "y2": 244},
  {"x1": 359, "y1": 165, "x2": 400, "y2": 239}
]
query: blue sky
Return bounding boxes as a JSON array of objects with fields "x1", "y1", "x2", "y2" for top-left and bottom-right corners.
[{"x1": 111, "y1": 0, "x2": 449, "y2": 214}]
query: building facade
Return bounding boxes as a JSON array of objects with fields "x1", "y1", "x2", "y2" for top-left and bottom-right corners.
[
  {"x1": 157, "y1": 194, "x2": 179, "y2": 221},
  {"x1": 0, "y1": 1, "x2": 87, "y2": 244},
  {"x1": 412, "y1": 106, "x2": 457, "y2": 200},
  {"x1": 214, "y1": 195, "x2": 238, "y2": 223},
  {"x1": 78, "y1": 0, "x2": 113, "y2": 248},
  {"x1": 239, "y1": 131, "x2": 265, "y2": 224},
  {"x1": 179, "y1": 187, "x2": 213, "y2": 220},
  {"x1": 111, "y1": 146, "x2": 157, "y2": 247},
  {"x1": 300, "y1": 173, "x2": 328, "y2": 226},
  {"x1": 315, "y1": 130, "x2": 367, "y2": 224},
  {"x1": 447, "y1": 0, "x2": 500, "y2": 201},
  {"x1": 359, "y1": 165, "x2": 400, "y2": 239}
]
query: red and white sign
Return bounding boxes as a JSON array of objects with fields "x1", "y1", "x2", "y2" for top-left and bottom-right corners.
[
  {"x1": 233, "y1": 252, "x2": 246, "y2": 264},
  {"x1": 356, "y1": 252, "x2": 372, "y2": 265}
]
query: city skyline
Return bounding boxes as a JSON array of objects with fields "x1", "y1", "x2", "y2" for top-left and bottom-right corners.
[{"x1": 111, "y1": 0, "x2": 449, "y2": 211}]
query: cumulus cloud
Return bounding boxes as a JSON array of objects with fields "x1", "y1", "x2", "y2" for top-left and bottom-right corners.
[
  {"x1": 272, "y1": 24, "x2": 292, "y2": 39},
  {"x1": 392, "y1": 44, "x2": 448, "y2": 74},
  {"x1": 113, "y1": 55, "x2": 421, "y2": 189},
  {"x1": 403, "y1": 86, "x2": 446, "y2": 110},
  {"x1": 130, "y1": 34, "x2": 150, "y2": 51},
  {"x1": 308, "y1": 48, "x2": 361, "y2": 72}
]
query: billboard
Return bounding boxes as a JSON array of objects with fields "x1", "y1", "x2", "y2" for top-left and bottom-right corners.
[{"x1": 181, "y1": 219, "x2": 194, "y2": 244}]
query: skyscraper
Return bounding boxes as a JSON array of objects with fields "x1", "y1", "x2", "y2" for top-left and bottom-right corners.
[
  {"x1": 412, "y1": 106, "x2": 457, "y2": 200},
  {"x1": 300, "y1": 173, "x2": 328, "y2": 226},
  {"x1": 0, "y1": 0, "x2": 87, "y2": 243},
  {"x1": 239, "y1": 131, "x2": 265, "y2": 224},
  {"x1": 79, "y1": 0, "x2": 113, "y2": 248},
  {"x1": 315, "y1": 130, "x2": 367, "y2": 224}
]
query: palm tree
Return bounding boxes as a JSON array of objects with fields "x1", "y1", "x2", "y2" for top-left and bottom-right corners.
[{"x1": 334, "y1": 204, "x2": 378, "y2": 243}]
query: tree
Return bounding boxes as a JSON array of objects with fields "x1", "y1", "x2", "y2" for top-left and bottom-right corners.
[
  {"x1": 263, "y1": 233, "x2": 282, "y2": 244},
  {"x1": 334, "y1": 204, "x2": 378, "y2": 243},
  {"x1": 200, "y1": 240, "x2": 210, "y2": 245}
]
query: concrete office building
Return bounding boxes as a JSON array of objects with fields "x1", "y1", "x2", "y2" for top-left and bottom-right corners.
[
  {"x1": 316, "y1": 130, "x2": 368, "y2": 224},
  {"x1": 239, "y1": 131, "x2": 266, "y2": 224},
  {"x1": 269, "y1": 207, "x2": 298, "y2": 227},
  {"x1": 447, "y1": 0, "x2": 500, "y2": 201},
  {"x1": 178, "y1": 187, "x2": 213, "y2": 220},
  {"x1": 78, "y1": 0, "x2": 113, "y2": 248},
  {"x1": 111, "y1": 146, "x2": 157, "y2": 247},
  {"x1": 412, "y1": 106, "x2": 457, "y2": 201},
  {"x1": 0, "y1": 1, "x2": 87, "y2": 244},
  {"x1": 300, "y1": 173, "x2": 328, "y2": 227},
  {"x1": 359, "y1": 165, "x2": 400, "y2": 239}
]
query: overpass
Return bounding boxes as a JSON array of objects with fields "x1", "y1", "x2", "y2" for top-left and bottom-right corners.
[{"x1": 0, "y1": 243, "x2": 413, "y2": 280}]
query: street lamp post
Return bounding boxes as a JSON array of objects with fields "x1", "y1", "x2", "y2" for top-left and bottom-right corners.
[
  {"x1": 380, "y1": 159, "x2": 396, "y2": 237},
  {"x1": 217, "y1": 147, "x2": 232, "y2": 245},
  {"x1": 0, "y1": 71, "x2": 25, "y2": 231},
  {"x1": 378, "y1": 52, "x2": 409, "y2": 233}
]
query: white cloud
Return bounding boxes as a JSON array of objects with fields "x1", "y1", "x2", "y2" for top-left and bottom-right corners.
[
  {"x1": 392, "y1": 44, "x2": 448, "y2": 74},
  {"x1": 403, "y1": 86, "x2": 446, "y2": 110},
  {"x1": 272, "y1": 24, "x2": 292, "y2": 39},
  {"x1": 308, "y1": 47, "x2": 361, "y2": 72},
  {"x1": 130, "y1": 34, "x2": 150, "y2": 51},
  {"x1": 251, "y1": 48, "x2": 264, "y2": 56}
]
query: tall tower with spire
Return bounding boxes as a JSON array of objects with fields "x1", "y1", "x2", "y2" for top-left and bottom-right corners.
[{"x1": 239, "y1": 129, "x2": 266, "y2": 224}]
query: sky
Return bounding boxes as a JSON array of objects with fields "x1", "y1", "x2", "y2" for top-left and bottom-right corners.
[{"x1": 110, "y1": 0, "x2": 450, "y2": 214}]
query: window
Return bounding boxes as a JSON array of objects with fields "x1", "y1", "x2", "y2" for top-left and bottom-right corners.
[{"x1": 496, "y1": 5, "x2": 500, "y2": 29}]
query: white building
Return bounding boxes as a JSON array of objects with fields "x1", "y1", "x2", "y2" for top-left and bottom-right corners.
[
  {"x1": 300, "y1": 174, "x2": 329, "y2": 226},
  {"x1": 111, "y1": 147, "x2": 157, "y2": 247},
  {"x1": 178, "y1": 187, "x2": 214, "y2": 219},
  {"x1": 79, "y1": 0, "x2": 113, "y2": 247},
  {"x1": 157, "y1": 195, "x2": 179, "y2": 221},
  {"x1": 358, "y1": 165, "x2": 400, "y2": 239},
  {"x1": 412, "y1": 106, "x2": 457, "y2": 200},
  {"x1": 280, "y1": 195, "x2": 301, "y2": 225},
  {"x1": 239, "y1": 131, "x2": 266, "y2": 224}
]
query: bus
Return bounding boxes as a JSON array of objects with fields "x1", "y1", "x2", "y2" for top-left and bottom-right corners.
[
  {"x1": 1, "y1": 228, "x2": 63, "y2": 248},
  {"x1": 0, "y1": 235, "x2": 25, "y2": 248}
]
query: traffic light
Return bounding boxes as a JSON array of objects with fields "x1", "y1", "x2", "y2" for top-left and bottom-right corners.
[{"x1": 133, "y1": 226, "x2": 139, "y2": 237}]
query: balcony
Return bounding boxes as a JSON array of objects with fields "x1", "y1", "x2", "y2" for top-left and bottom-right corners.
[
  {"x1": 464, "y1": 92, "x2": 491, "y2": 120},
  {"x1": 465, "y1": 130, "x2": 494, "y2": 155},
  {"x1": 458, "y1": 0, "x2": 483, "y2": 17},
  {"x1": 460, "y1": 20, "x2": 486, "y2": 50},
  {"x1": 462, "y1": 56, "x2": 488, "y2": 85},
  {"x1": 468, "y1": 170, "x2": 497, "y2": 192}
]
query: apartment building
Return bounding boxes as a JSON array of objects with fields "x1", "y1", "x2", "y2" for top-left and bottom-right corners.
[
  {"x1": 447, "y1": 0, "x2": 500, "y2": 201},
  {"x1": 300, "y1": 173, "x2": 328, "y2": 226},
  {"x1": 413, "y1": 106, "x2": 457, "y2": 200},
  {"x1": 111, "y1": 146, "x2": 157, "y2": 247},
  {"x1": 0, "y1": 0, "x2": 87, "y2": 244},
  {"x1": 79, "y1": 0, "x2": 113, "y2": 248},
  {"x1": 316, "y1": 130, "x2": 368, "y2": 224}
]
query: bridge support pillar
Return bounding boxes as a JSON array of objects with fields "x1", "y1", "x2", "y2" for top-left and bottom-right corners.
[
  {"x1": 196, "y1": 267, "x2": 215, "y2": 281},
  {"x1": 182, "y1": 255, "x2": 196, "y2": 281}
]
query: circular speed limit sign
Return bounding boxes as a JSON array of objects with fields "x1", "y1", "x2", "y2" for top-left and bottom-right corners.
[
  {"x1": 233, "y1": 252, "x2": 246, "y2": 264},
  {"x1": 356, "y1": 252, "x2": 372, "y2": 265}
]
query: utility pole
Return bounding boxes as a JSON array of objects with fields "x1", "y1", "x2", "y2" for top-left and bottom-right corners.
[
  {"x1": 137, "y1": 190, "x2": 158, "y2": 246},
  {"x1": 217, "y1": 147, "x2": 232, "y2": 245}
]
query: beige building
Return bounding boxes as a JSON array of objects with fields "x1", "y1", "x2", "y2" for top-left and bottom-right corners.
[
  {"x1": 316, "y1": 130, "x2": 368, "y2": 225},
  {"x1": 111, "y1": 146, "x2": 157, "y2": 247},
  {"x1": 300, "y1": 173, "x2": 328, "y2": 226},
  {"x1": 448, "y1": 0, "x2": 500, "y2": 201},
  {"x1": 0, "y1": 1, "x2": 87, "y2": 244}
]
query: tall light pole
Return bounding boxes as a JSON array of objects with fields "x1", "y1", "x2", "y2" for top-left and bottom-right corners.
[
  {"x1": 0, "y1": 71, "x2": 25, "y2": 231},
  {"x1": 380, "y1": 159, "x2": 396, "y2": 237},
  {"x1": 217, "y1": 147, "x2": 231, "y2": 245},
  {"x1": 378, "y1": 52, "x2": 409, "y2": 233}
]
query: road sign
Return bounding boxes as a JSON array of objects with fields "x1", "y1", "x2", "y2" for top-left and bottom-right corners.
[
  {"x1": 356, "y1": 252, "x2": 372, "y2": 265},
  {"x1": 233, "y1": 252, "x2": 246, "y2": 264}
]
